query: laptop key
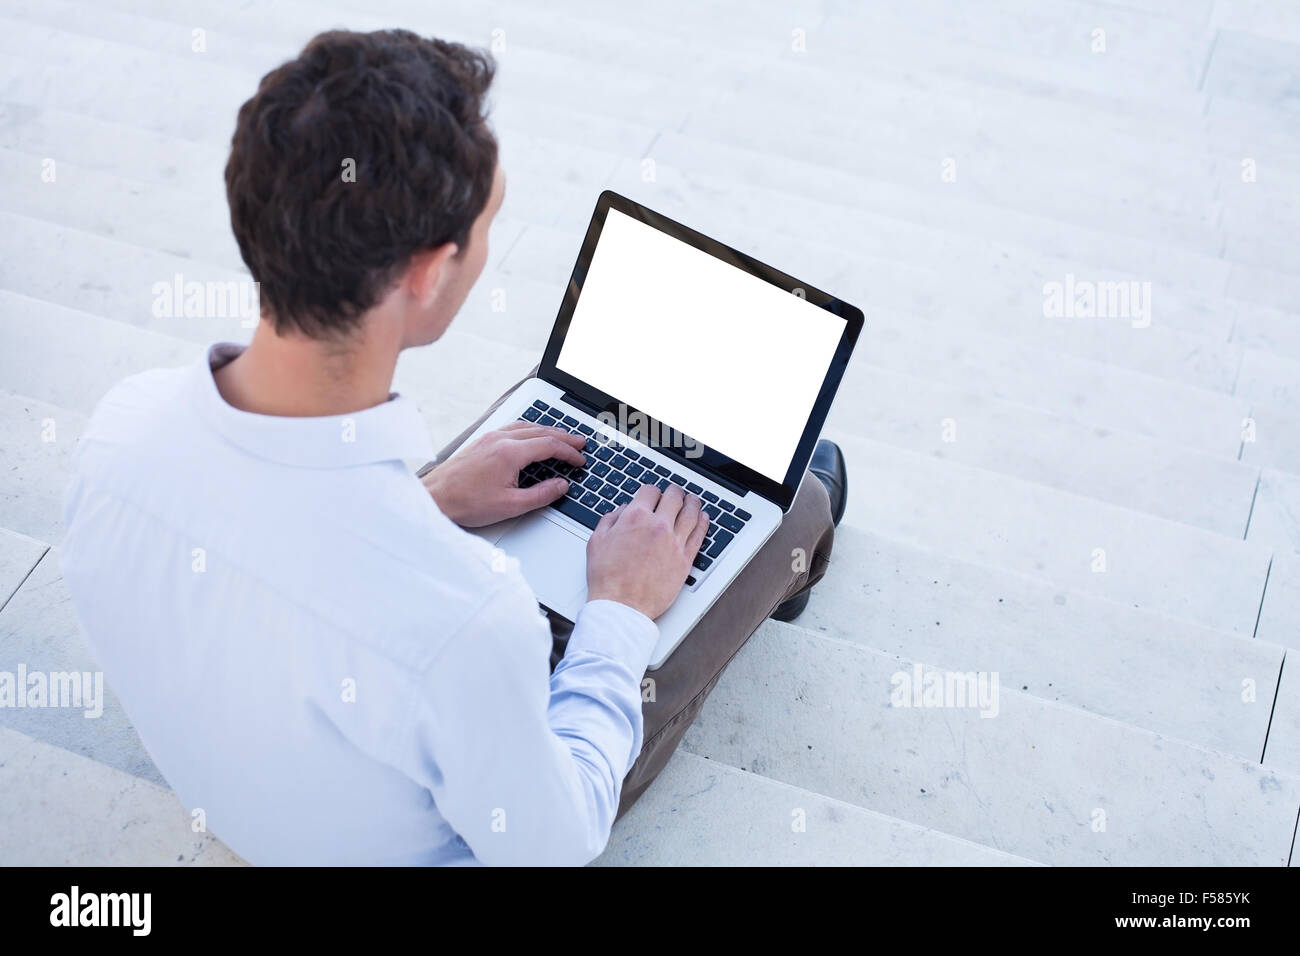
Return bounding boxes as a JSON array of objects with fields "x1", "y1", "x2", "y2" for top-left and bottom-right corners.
[
  {"x1": 653, "y1": 464, "x2": 671, "y2": 478},
  {"x1": 624, "y1": 449, "x2": 640, "y2": 462},
  {"x1": 702, "y1": 490, "x2": 719, "y2": 503},
  {"x1": 595, "y1": 500, "x2": 615, "y2": 515},
  {"x1": 577, "y1": 423, "x2": 594, "y2": 436},
  {"x1": 624, "y1": 462, "x2": 645, "y2": 479},
  {"x1": 656, "y1": 478, "x2": 670, "y2": 491},
  {"x1": 621, "y1": 476, "x2": 640, "y2": 493},
  {"x1": 717, "y1": 513, "x2": 744, "y2": 534},
  {"x1": 693, "y1": 554, "x2": 712, "y2": 572},
  {"x1": 706, "y1": 529, "x2": 734, "y2": 558},
  {"x1": 580, "y1": 492, "x2": 601, "y2": 508},
  {"x1": 594, "y1": 446, "x2": 614, "y2": 462},
  {"x1": 669, "y1": 474, "x2": 686, "y2": 486},
  {"x1": 521, "y1": 407, "x2": 542, "y2": 422},
  {"x1": 538, "y1": 415, "x2": 557, "y2": 427},
  {"x1": 583, "y1": 475, "x2": 603, "y2": 491},
  {"x1": 531, "y1": 400, "x2": 549, "y2": 411},
  {"x1": 598, "y1": 482, "x2": 619, "y2": 499},
  {"x1": 615, "y1": 492, "x2": 633, "y2": 506},
  {"x1": 718, "y1": 500, "x2": 736, "y2": 512},
  {"x1": 583, "y1": 438, "x2": 599, "y2": 453},
  {"x1": 686, "y1": 482, "x2": 703, "y2": 495},
  {"x1": 703, "y1": 503, "x2": 720, "y2": 520},
  {"x1": 552, "y1": 495, "x2": 600, "y2": 531},
  {"x1": 562, "y1": 415, "x2": 579, "y2": 427},
  {"x1": 566, "y1": 482, "x2": 583, "y2": 499},
  {"x1": 734, "y1": 508, "x2": 752, "y2": 521},
  {"x1": 591, "y1": 461, "x2": 611, "y2": 477}
]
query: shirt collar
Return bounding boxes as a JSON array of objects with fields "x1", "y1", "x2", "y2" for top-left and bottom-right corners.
[{"x1": 192, "y1": 343, "x2": 435, "y2": 468}]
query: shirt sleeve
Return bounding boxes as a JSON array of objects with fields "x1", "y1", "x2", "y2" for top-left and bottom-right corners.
[{"x1": 400, "y1": 589, "x2": 658, "y2": 866}]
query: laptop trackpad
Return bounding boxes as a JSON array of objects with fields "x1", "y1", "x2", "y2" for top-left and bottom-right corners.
[{"x1": 497, "y1": 513, "x2": 589, "y2": 621}]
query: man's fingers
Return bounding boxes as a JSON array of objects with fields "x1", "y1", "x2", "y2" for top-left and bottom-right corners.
[
  {"x1": 630, "y1": 481, "x2": 662, "y2": 512},
  {"x1": 594, "y1": 502, "x2": 624, "y2": 534},
  {"x1": 499, "y1": 423, "x2": 588, "y2": 450},
  {"x1": 686, "y1": 506, "x2": 709, "y2": 556},
  {"x1": 513, "y1": 476, "x2": 569, "y2": 512},
  {"x1": 674, "y1": 493, "x2": 703, "y2": 539},
  {"x1": 509, "y1": 435, "x2": 586, "y2": 467},
  {"x1": 654, "y1": 482, "x2": 685, "y2": 524}
]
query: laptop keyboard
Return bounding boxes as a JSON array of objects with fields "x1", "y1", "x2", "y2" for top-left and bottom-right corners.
[{"x1": 516, "y1": 399, "x2": 752, "y2": 583}]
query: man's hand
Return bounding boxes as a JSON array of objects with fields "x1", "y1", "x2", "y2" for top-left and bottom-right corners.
[
  {"x1": 422, "y1": 422, "x2": 587, "y2": 527},
  {"x1": 586, "y1": 483, "x2": 710, "y2": 620}
]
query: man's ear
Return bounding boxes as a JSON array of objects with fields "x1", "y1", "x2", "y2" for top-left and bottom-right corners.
[{"x1": 406, "y1": 242, "x2": 459, "y2": 307}]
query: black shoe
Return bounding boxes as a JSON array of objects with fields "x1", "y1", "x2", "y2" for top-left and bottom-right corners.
[
  {"x1": 770, "y1": 440, "x2": 848, "y2": 622},
  {"x1": 770, "y1": 588, "x2": 810, "y2": 622},
  {"x1": 809, "y1": 439, "x2": 847, "y2": 527}
]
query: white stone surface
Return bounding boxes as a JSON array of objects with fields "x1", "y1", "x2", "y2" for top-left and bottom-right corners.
[
  {"x1": 1256, "y1": 550, "x2": 1300, "y2": 653},
  {"x1": 1262, "y1": 660, "x2": 1300, "y2": 776},
  {"x1": 596, "y1": 751, "x2": 1039, "y2": 866},
  {"x1": 827, "y1": 434, "x2": 1272, "y2": 636},
  {"x1": 804, "y1": 526, "x2": 1284, "y2": 760},
  {"x1": 681, "y1": 621, "x2": 1300, "y2": 866},
  {"x1": 0, "y1": 526, "x2": 46, "y2": 610},
  {"x1": 0, "y1": 727, "x2": 244, "y2": 865},
  {"x1": 1, "y1": 0, "x2": 1298, "y2": 866},
  {"x1": 0, "y1": 390, "x2": 83, "y2": 544},
  {"x1": 0, "y1": 549, "x2": 163, "y2": 783}
]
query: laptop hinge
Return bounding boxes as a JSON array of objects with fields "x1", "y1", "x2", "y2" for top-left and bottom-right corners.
[{"x1": 561, "y1": 391, "x2": 749, "y2": 497}]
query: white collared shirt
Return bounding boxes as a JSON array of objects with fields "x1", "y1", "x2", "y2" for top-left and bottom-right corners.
[{"x1": 59, "y1": 344, "x2": 657, "y2": 865}]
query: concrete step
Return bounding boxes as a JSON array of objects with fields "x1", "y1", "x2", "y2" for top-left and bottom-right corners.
[
  {"x1": 0, "y1": 145, "x2": 242, "y2": 270},
  {"x1": 679, "y1": 618, "x2": 1300, "y2": 865},
  {"x1": 0, "y1": 526, "x2": 46, "y2": 610},
  {"x1": 0, "y1": 206, "x2": 525, "y2": 345},
  {"x1": 35, "y1": 0, "x2": 1300, "y2": 256},
  {"x1": 1255, "y1": 550, "x2": 1300, "y2": 653},
  {"x1": 1263, "y1": 659, "x2": 1300, "y2": 776},
  {"x1": 826, "y1": 361, "x2": 1259, "y2": 536},
  {"x1": 1236, "y1": 349, "x2": 1300, "y2": 419},
  {"x1": 0, "y1": 390, "x2": 82, "y2": 544},
  {"x1": 613, "y1": 138, "x2": 1236, "y2": 302},
  {"x1": 1212, "y1": 0, "x2": 1300, "y2": 43},
  {"x1": 1232, "y1": 300, "x2": 1300, "y2": 367},
  {"x1": 1241, "y1": 404, "x2": 1300, "y2": 479},
  {"x1": 806, "y1": 524, "x2": 1283, "y2": 761},
  {"x1": 826, "y1": 433, "x2": 1271, "y2": 636},
  {"x1": 1203, "y1": 27, "x2": 1300, "y2": 114},
  {"x1": 0, "y1": 728, "x2": 243, "y2": 865},
  {"x1": 682, "y1": 101, "x2": 1225, "y2": 260},
  {"x1": 5, "y1": 6, "x2": 1283, "y2": 354},
  {"x1": 0, "y1": 291, "x2": 200, "y2": 416},
  {"x1": 1227, "y1": 260, "x2": 1300, "y2": 320},
  {"x1": 1246, "y1": 469, "x2": 1300, "y2": 557},
  {"x1": 0, "y1": 547, "x2": 164, "y2": 783},
  {"x1": 0, "y1": 96, "x2": 1247, "y2": 350},
  {"x1": 596, "y1": 749, "x2": 1040, "y2": 865}
]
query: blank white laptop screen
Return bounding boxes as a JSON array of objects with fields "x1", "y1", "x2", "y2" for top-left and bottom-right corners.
[{"x1": 555, "y1": 208, "x2": 846, "y2": 483}]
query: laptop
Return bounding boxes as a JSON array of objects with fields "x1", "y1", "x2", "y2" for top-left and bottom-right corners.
[{"x1": 453, "y1": 190, "x2": 863, "y2": 669}]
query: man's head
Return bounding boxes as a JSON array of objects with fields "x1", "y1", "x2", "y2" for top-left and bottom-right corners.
[{"x1": 225, "y1": 30, "x2": 502, "y2": 348}]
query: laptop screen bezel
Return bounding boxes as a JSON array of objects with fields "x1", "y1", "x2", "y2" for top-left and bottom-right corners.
[{"x1": 537, "y1": 190, "x2": 863, "y2": 513}]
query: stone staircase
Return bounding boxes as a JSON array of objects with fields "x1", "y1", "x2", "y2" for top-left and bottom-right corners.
[{"x1": 0, "y1": 0, "x2": 1297, "y2": 865}]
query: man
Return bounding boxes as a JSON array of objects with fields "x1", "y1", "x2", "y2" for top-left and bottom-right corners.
[{"x1": 60, "y1": 29, "x2": 845, "y2": 865}]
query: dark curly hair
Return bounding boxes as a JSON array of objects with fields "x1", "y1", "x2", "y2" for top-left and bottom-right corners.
[{"x1": 225, "y1": 30, "x2": 498, "y2": 338}]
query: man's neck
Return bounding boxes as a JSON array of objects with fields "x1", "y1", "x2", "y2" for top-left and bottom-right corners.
[{"x1": 214, "y1": 316, "x2": 401, "y2": 418}]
